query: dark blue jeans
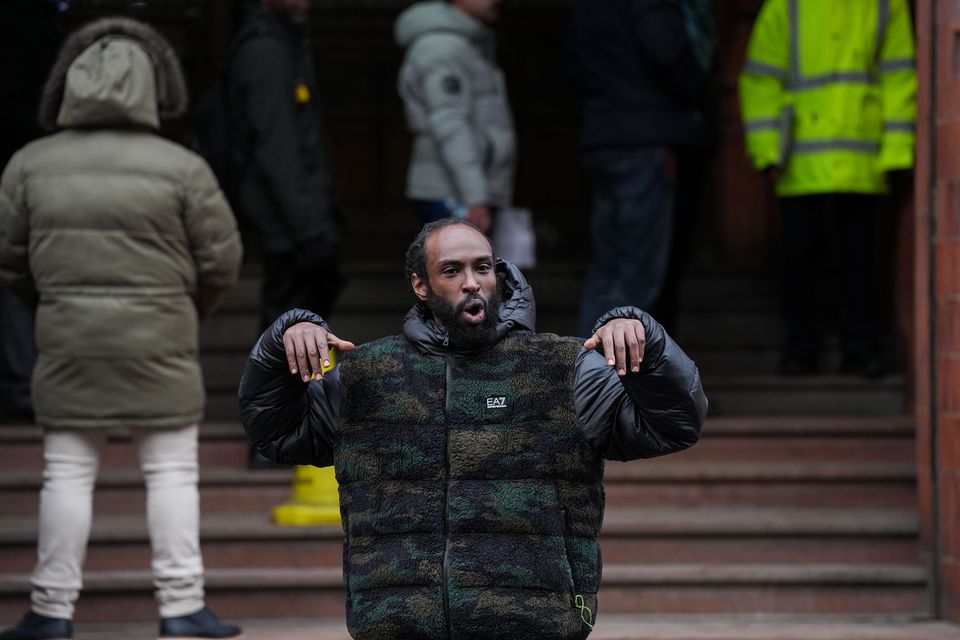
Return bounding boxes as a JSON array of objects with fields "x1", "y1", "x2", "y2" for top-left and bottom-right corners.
[
  {"x1": 578, "y1": 147, "x2": 676, "y2": 337},
  {"x1": 411, "y1": 199, "x2": 497, "y2": 237},
  {"x1": 413, "y1": 198, "x2": 463, "y2": 224}
]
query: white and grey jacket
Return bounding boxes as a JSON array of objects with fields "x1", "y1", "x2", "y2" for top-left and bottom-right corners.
[{"x1": 394, "y1": 1, "x2": 516, "y2": 208}]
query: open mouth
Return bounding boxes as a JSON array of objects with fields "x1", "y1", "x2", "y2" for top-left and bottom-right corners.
[{"x1": 460, "y1": 298, "x2": 486, "y2": 325}]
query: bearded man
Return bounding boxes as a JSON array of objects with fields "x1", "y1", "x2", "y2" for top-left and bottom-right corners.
[{"x1": 238, "y1": 218, "x2": 706, "y2": 640}]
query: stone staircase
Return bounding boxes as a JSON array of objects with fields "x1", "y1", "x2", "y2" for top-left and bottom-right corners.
[{"x1": 0, "y1": 261, "x2": 943, "y2": 636}]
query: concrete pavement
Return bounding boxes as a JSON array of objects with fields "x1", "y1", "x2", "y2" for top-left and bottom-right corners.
[{"x1": 66, "y1": 615, "x2": 960, "y2": 639}]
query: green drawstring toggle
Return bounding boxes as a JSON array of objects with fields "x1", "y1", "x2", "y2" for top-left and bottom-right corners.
[{"x1": 575, "y1": 594, "x2": 594, "y2": 629}]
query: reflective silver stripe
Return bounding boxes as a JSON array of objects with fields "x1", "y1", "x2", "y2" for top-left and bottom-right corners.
[
  {"x1": 879, "y1": 58, "x2": 916, "y2": 73},
  {"x1": 743, "y1": 60, "x2": 788, "y2": 81},
  {"x1": 788, "y1": 0, "x2": 799, "y2": 85},
  {"x1": 793, "y1": 72, "x2": 877, "y2": 89},
  {"x1": 744, "y1": 118, "x2": 780, "y2": 132},
  {"x1": 793, "y1": 140, "x2": 882, "y2": 153},
  {"x1": 875, "y1": 0, "x2": 890, "y2": 63},
  {"x1": 884, "y1": 120, "x2": 915, "y2": 133}
]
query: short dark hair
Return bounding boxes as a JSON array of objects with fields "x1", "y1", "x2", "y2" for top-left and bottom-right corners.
[{"x1": 404, "y1": 218, "x2": 491, "y2": 283}]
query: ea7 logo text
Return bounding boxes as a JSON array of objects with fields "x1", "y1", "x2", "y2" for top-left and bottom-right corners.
[{"x1": 486, "y1": 397, "x2": 507, "y2": 409}]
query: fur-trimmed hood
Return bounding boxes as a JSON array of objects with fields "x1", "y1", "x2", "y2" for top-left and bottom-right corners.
[{"x1": 38, "y1": 16, "x2": 187, "y2": 131}]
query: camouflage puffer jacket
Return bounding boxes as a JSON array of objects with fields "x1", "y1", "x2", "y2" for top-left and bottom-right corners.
[{"x1": 239, "y1": 261, "x2": 706, "y2": 640}]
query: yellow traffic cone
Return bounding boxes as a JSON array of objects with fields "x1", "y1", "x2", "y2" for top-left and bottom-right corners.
[
  {"x1": 271, "y1": 348, "x2": 342, "y2": 526},
  {"x1": 272, "y1": 464, "x2": 341, "y2": 526}
]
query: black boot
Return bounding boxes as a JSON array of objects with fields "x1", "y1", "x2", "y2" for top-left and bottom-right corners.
[
  {"x1": 158, "y1": 607, "x2": 241, "y2": 639},
  {"x1": 0, "y1": 611, "x2": 72, "y2": 640}
]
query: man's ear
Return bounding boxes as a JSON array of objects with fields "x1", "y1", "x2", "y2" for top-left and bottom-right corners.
[{"x1": 411, "y1": 273, "x2": 429, "y2": 301}]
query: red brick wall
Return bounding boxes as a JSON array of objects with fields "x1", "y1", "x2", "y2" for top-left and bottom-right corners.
[{"x1": 915, "y1": 0, "x2": 960, "y2": 621}]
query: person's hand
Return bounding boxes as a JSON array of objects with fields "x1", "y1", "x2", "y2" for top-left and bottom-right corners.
[
  {"x1": 583, "y1": 318, "x2": 646, "y2": 377},
  {"x1": 886, "y1": 168, "x2": 914, "y2": 201},
  {"x1": 464, "y1": 205, "x2": 492, "y2": 233},
  {"x1": 283, "y1": 322, "x2": 356, "y2": 382}
]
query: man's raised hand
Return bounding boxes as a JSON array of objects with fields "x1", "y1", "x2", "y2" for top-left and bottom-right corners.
[
  {"x1": 283, "y1": 322, "x2": 356, "y2": 382},
  {"x1": 583, "y1": 317, "x2": 646, "y2": 377}
]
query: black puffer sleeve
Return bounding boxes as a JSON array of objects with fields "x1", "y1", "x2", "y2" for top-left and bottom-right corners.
[
  {"x1": 573, "y1": 306, "x2": 706, "y2": 460},
  {"x1": 237, "y1": 308, "x2": 340, "y2": 467}
]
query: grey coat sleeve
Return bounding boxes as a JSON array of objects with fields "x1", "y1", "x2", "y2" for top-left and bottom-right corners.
[
  {"x1": 0, "y1": 153, "x2": 37, "y2": 307},
  {"x1": 237, "y1": 308, "x2": 340, "y2": 467},
  {"x1": 573, "y1": 306, "x2": 707, "y2": 460},
  {"x1": 182, "y1": 155, "x2": 243, "y2": 319},
  {"x1": 410, "y1": 36, "x2": 490, "y2": 206}
]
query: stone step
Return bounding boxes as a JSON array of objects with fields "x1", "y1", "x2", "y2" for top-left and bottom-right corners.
[
  {"x1": 692, "y1": 414, "x2": 913, "y2": 436},
  {"x1": 204, "y1": 374, "x2": 909, "y2": 421},
  {"x1": 675, "y1": 268, "x2": 778, "y2": 304},
  {"x1": 0, "y1": 415, "x2": 911, "y2": 441},
  {"x1": 0, "y1": 415, "x2": 916, "y2": 473},
  {"x1": 60, "y1": 615, "x2": 960, "y2": 640},
  {"x1": 0, "y1": 457, "x2": 915, "y2": 518},
  {"x1": 0, "y1": 424, "x2": 251, "y2": 473},
  {"x1": 0, "y1": 468, "x2": 292, "y2": 518},
  {"x1": 0, "y1": 563, "x2": 928, "y2": 621},
  {"x1": 198, "y1": 336, "x2": 878, "y2": 389},
  {"x1": 0, "y1": 508, "x2": 920, "y2": 573},
  {"x1": 702, "y1": 375, "x2": 907, "y2": 415},
  {"x1": 602, "y1": 457, "x2": 916, "y2": 509},
  {"x1": 676, "y1": 309, "x2": 781, "y2": 348},
  {"x1": 686, "y1": 347, "x2": 780, "y2": 376}
]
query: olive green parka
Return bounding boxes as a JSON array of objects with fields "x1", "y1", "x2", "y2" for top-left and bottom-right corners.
[{"x1": 0, "y1": 17, "x2": 243, "y2": 428}]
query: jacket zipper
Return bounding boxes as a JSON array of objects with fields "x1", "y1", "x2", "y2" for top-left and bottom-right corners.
[
  {"x1": 443, "y1": 350, "x2": 453, "y2": 639},
  {"x1": 559, "y1": 508, "x2": 576, "y2": 602}
]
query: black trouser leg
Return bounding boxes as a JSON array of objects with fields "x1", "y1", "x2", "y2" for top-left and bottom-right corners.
[
  {"x1": 779, "y1": 195, "x2": 829, "y2": 371},
  {"x1": 0, "y1": 290, "x2": 34, "y2": 420},
  {"x1": 258, "y1": 251, "x2": 344, "y2": 334},
  {"x1": 834, "y1": 194, "x2": 885, "y2": 373}
]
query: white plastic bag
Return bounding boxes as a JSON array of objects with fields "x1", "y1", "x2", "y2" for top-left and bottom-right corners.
[{"x1": 493, "y1": 206, "x2": 536, "y2": 269}]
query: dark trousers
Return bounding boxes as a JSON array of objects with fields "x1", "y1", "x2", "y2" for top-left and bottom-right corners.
[
  {"x1": 779, "y1": 193, "x2": 891, "y2": 365},
  {"x1": 258, "y1": 252, "x2": 344, "y2": 333},
  {"x1": 0, "y1": 289, "x2": 34, "y2": 419},
  {"x1": 578, "y1": 147, "x2": 676, "y2": 337}
]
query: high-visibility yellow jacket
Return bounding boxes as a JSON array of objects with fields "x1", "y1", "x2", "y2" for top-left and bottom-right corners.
[{"x1": 738, "y1": 0, "x2": 916, "y2": 196}]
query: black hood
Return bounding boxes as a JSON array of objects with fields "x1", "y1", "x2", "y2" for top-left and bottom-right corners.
[{"x1": 402, "y1": 259, "x2": 535, "y2": 357}]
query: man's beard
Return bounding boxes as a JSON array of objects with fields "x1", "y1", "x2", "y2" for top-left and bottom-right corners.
[{"x1": 425, "y1": 286, "x2": 502, "y2": 349}]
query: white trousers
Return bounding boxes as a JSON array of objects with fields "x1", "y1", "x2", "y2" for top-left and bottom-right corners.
[{"x1": 30, "y1": 425, "x2": 205, "y2": 620}]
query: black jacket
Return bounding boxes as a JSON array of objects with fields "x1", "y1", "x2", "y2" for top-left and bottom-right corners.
[
  {"x1": 570, "y1": 0, "x2": 708, "y2": 149},
  {"x1": 237, "y1": 261, "x2": 706, "y2": 637},
  {"x1": 239, "y1": 260, "x2": 706, "y2": 467},
  {"x1": 226, "y1": 8, "x2": 337, "y2": 257}
]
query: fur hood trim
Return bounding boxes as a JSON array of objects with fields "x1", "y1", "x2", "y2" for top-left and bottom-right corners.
[{"x1": 38, "y1": 16, "x2": 187, "y2": 131}]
